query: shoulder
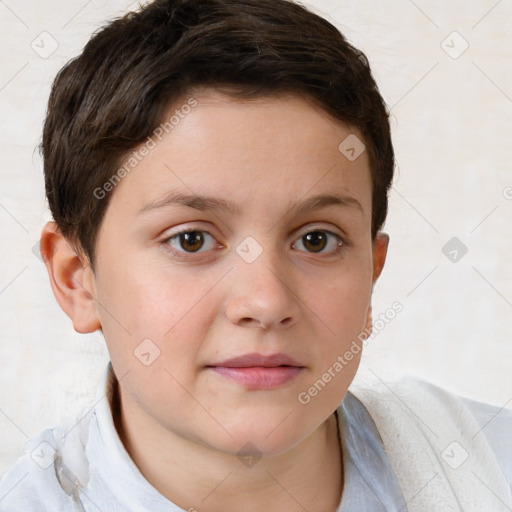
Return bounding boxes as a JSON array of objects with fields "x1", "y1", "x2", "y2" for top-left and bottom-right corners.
[
  {"x1": 351, "y1": 377, "x2": 512, "y2": 496},
  {"x1": 352, "y1": 376, "x2": 512, "y2": 442},
  {"x1": 349, "y1": 376, "x2": 474, "y2": 429},
  {"x1": 0, "y1": 428, "x2": 71, "y2": 511},
  {"x1": 461, "y1": 395, "x2": 512, "y2": 488},
  {"x1": 351, "y1": 375, "x2": 507, "y2": 428},
  {"x1": 0, "y1": 412, "x2": 92, "y2": 511}
]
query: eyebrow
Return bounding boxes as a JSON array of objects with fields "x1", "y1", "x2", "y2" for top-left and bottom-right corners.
[{"x1": 137, "y1": 191, "x2": 363, "y2": 216}]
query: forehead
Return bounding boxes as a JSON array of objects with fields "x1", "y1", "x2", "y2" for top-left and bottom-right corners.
[{"x1": 105, "y1": 91, "x2": 372, "y2": 223}]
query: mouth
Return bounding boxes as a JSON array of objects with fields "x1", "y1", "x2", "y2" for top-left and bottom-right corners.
[{"x1": 206, "y1": 353, "x2": 305, "y2": 390}]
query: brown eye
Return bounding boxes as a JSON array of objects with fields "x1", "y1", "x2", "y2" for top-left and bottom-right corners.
[
  {"x1": 294, "y1": 230, "x2": 343, "y2": 254},
  {"x1": 179, "y1": 231, "x2": 204, "y2": 252},
  {"x1": 167, "y1": 230, "x2": 217, "y2": 253},
  {"x1": 303, "y1": 232, "x2": 327, "y2": 252}
]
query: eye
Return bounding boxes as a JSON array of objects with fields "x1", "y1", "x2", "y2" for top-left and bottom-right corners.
[
  {"x1": 165, "y1": 230, "x2": 218, "y2": 254},
  {"x1": 293, "y1": 230, "x2": 344, "y2": 254}
]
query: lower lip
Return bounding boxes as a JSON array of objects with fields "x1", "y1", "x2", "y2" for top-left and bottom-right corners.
[{"x1": 210, "y1": 366, "x2": 303, "y2": 390}]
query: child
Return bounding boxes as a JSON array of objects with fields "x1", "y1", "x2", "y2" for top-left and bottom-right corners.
[{"x1": 1, "y1": 0, "x2": 510, "y2": 510}]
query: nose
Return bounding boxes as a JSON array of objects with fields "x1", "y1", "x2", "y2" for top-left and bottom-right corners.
[{"x1": 224, "y1": 249, "x2": 301, "y2": 330}]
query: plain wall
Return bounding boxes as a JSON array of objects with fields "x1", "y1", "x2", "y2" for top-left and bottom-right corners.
[{"x1": 0, "y1": 0, "x2": 511, "y2": 475}]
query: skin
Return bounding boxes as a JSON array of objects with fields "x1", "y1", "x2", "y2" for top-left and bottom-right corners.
[{"x1": 41, "y1": 90, "x2": 388, "y2": 512}]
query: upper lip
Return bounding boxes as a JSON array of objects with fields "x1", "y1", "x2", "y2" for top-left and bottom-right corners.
[{"x1": 208, "y1": 353, "x2": 304, "y2": 368}]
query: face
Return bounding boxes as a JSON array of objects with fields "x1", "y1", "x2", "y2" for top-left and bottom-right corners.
[{"x1": 87, "y1": 91, "x2": 384, "y2": 457}]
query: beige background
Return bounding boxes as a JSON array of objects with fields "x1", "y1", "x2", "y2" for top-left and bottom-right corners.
[{"x1": 0, "y1": 0, "x2": 511, "y2": 475}]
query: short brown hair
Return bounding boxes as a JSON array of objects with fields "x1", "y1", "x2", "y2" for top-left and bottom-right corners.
[{"x1": 42, "y1": 0, "x2": 395, "y2": 268}]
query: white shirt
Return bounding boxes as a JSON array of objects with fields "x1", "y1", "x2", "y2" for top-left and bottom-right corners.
[{"x1": 0, "y1": 363, "x2": 510, "y2": 511}]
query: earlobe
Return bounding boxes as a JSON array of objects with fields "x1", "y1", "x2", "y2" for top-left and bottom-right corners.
[
  {"x1": 372, "y1": 232, "x2": 389, "y2": 284},
  {"x1": 40, "y1": 221, "x2": 101, "y2": 334},
  {"x1": 363, "y1": 304, "x2": 373, "y2": 340},
  {"x1": 363, "y1": 233, "x2": 389, "y2": 340}
]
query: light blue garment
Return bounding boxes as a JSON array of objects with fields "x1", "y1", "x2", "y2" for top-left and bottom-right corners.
[{"x1": 0, "y1": 364, "x2": 510, "y2": 511}]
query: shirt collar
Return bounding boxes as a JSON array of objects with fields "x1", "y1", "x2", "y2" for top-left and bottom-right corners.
[
  {"x1": 89, "y1": 363, "x2": 405, "y2": 511},
  {"x1": 88, "y1": 363, "x2": 182, "y2": 510}
]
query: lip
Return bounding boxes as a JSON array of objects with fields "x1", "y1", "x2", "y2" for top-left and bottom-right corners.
[
  {"x1": 211, "y1": 353, "x2": 303, "y2": 368},
  {"x1": 207, "y1": 353, "x2": 305, "y2": 390}
]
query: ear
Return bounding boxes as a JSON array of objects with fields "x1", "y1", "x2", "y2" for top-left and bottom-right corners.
[
  {"x1": 363, "y1": 232, "x2": 389, "y2": 337},
  {"x1": 39, "y1": 221, "x2": 101, "y2": 334},
  {"x1": 372, "y1": 232, "x2": 389, "y2": 285}
]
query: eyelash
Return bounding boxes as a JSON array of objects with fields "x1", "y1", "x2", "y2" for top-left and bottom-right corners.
[{"x1": 161, "y1": 227, "x2": 347, "y2": 259}]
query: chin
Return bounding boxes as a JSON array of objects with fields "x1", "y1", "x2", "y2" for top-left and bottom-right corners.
[{"x1": 204, "y1": 414, "x2": 315, "y2": 459}]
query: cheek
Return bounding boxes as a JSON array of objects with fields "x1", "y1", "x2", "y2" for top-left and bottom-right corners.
[
  {"x1": 300, "y1": 280, "x2": 369, "y2": 411},
  {"x1": 304, "y1": 265, "x2": 372, "y2": 393},
  {"x1": 95, "y1": 260, "x2": 218, "y2": 373},
  {"x1": 96, "y1": 256, "x2": 193, "y2": 329},
  {"x1": 307, "y1": 266, "x2": 372, "y2": 334}
]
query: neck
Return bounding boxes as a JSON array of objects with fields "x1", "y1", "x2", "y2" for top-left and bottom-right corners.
[{"x1": 114, "y1": 388, "x2": 343, "y2": 512}]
